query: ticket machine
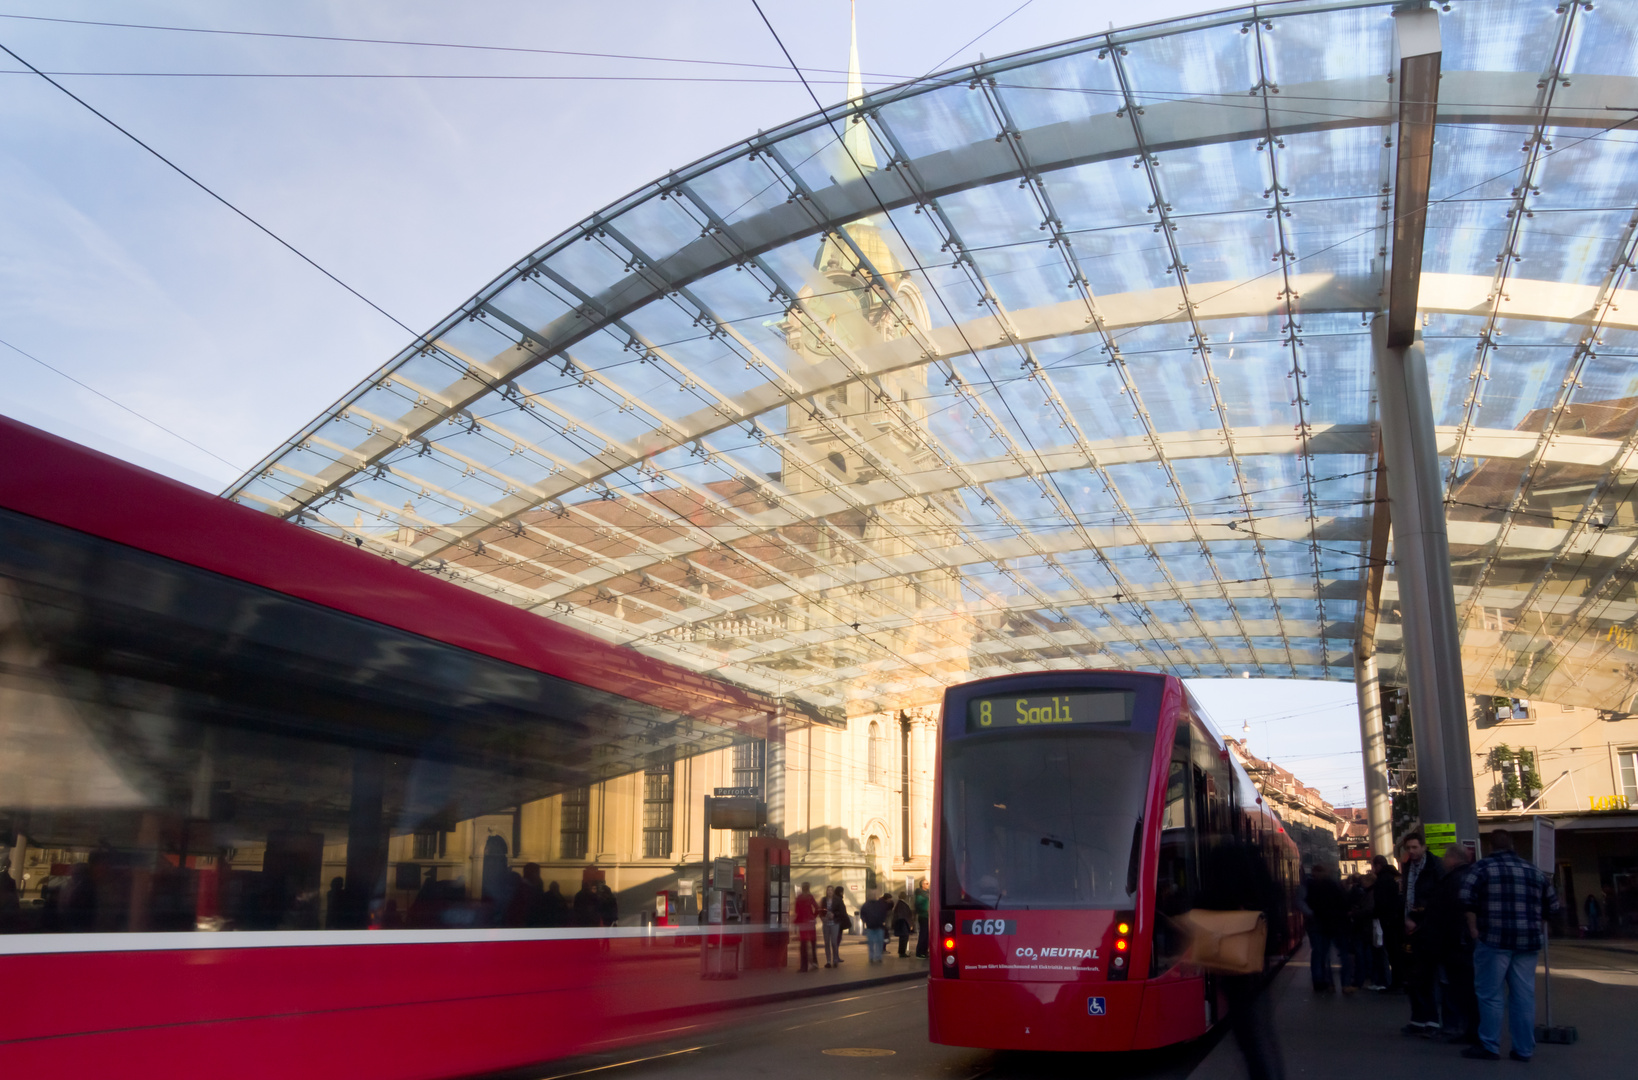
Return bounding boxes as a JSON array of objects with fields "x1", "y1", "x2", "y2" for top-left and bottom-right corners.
[{"x1": 654, "y1": 889, "x2": 680, "y2": 927}]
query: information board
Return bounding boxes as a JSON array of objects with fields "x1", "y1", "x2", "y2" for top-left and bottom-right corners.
[
  {"x1": 1424, "y1": 822, "x2": 1457, "y2": 856},
  {"x1": 966, "y1": 689, "x2": 1133, "y2": 732}
]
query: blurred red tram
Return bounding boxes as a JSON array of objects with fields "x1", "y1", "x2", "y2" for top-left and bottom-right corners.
[
  {"x1": 928, "y1": 671, "x2": 1302, "y2": 1052},
  {"x1": 0, "y1": 417, "x2": 795, "y2": 1079}
]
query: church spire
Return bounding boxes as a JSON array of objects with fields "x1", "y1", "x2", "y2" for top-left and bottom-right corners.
[{"x1": 842, "y1": 0, "x2": 876, "y2": 171}]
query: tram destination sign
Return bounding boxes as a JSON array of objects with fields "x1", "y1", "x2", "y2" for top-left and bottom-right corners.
[{"x1": 967, "y1": 689, "x2": 1134, "y2": 733}]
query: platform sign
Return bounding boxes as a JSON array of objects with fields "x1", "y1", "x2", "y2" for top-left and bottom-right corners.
[
  {"x1": 1424, "y1": 822, "x2": 1457, "y2": 856},
  {"x1": 707, "y1": 796, "x2": 766, "y2": 830},
  {"x1": 1087, "y1": 997, "x2": 1107, "y2": 1017},
  {"x1": 714, "y1": 786, "x2": 760, "y2": 798},
  {"x1": 1533, "y1": 817, "x2": 1555, "y2": 874}
]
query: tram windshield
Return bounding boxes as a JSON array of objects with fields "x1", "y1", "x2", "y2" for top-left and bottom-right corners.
[{"x1": 940, "y1": 730, "x2": 1156, "y2": 910}]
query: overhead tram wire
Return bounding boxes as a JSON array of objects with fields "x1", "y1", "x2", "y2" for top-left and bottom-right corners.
[
  {"x1": 0, "y1": 335, "x2": 245, "y2": 471},
  {"x1": 0, "y1": 40, "x2": 429, "y2": 352},
  {"x1": 16, "y1": 6, "x2": 1638, "y2": 145},
  {"x1": 0, "y1": 69, "x2": 861, "y2": 86},
  {"x1": 0, "y1": 10, "x2": 910, "y2": 81}
]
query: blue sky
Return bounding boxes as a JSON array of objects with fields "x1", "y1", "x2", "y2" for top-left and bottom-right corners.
[{"x1": 0, "y1": 0, "x2": 1367, "y2": 801}]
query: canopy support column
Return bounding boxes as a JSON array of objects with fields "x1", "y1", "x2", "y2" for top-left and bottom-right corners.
[
  {"x1": 1354, "y1": 652, "x2": 1394, "y2": 860},
  {"x1": 1356, "y1": 460, "x2": 1395, "y2": 860},
  {"x1": 1375, "y1": 7, "x2": 1478, "y2": 845}
]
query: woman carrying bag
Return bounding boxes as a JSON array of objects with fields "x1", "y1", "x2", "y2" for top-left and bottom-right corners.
[{"x1": 1181, "y1": 836, "x2": 1287, "y2": 1080}]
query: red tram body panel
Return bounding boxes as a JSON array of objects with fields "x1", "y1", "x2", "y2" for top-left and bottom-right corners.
[
  {"x1": 0, "y1": 417, "x2": 798, "y2": 1077},
  {"x1": 927, "y1": 671, "x2": 1301, "y2": 1052}
]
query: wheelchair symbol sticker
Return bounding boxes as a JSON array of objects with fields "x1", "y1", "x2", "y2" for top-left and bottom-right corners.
[{"x1": 1087, "y1": 997, "x2": 1107, "y2": 1017}]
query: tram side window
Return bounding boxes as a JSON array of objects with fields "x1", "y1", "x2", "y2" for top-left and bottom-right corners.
[{"x1": 1151, "y1": 744, "x2": 1194, "y2": 974}]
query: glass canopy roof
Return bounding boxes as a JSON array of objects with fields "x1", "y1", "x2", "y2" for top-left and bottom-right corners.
[{"x1": 229, "y1": 0, "x2": 1638, "y2": 719}]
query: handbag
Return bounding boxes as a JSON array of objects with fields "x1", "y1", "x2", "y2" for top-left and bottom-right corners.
[
  {"x1": 1372, "y1": 918, "x2": 1384, "y2": 948},
  {"x1": 1177, "y1": 909, "x2": 1267, "y2": 975}
]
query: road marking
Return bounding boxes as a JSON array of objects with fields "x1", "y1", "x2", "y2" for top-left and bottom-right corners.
[
  {"x1": 534, "y1": 1045, "x2": 708, "y2": 1080},
  {"x1": 783, "y1": 1009, "x2": 874, "y2": 1032},
  {"x1": 823, "y1": 1048, "x2": 897, "y2": 1057}
]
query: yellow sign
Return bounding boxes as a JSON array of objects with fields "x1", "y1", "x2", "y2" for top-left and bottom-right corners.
[
  {"x1": 1424, "y1": 822, "x2": 1457, "y2": 855},
  {"x1": 1588, "y1": 795, "x2": 1630, "y2": 812}
]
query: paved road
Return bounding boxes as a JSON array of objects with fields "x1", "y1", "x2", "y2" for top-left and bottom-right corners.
[
  {"x1": 515, "y1": 977, "x2": 1221, "y2": 1080},
  {"x1": 499, "y1": 941, "x2": 1638, "y2": 1080}
]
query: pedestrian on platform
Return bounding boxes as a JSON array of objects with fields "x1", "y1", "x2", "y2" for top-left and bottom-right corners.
[
  {"x1": 824, "y1": 885, "x2": 848, "y2": 966},
  {"x1": 793, "y1": 882, "x2": 819, "y2": 972},
  {"x1": 573, "y1": 879, "x2": 599, "y2": 927},
  {"x1": 595, "y1": 881, "x2": 618, "y2": 927},
  {"x1": 1458, "y1": 830, "x2": 1559, "y2": 1062},
  {"x1": 1300, "y1": 863, "x2": 1347, "y2": 992},
  {"x1": 1198, "y1": 835, "x2": 1287, "y2": 1080},
  {"x1": 859, "y1": 890, "x2": 891, "y2": 963},
  {"x1": 1370, "y1": 855, "x2": 1403, "y2": 990},
  {"x1": 1427, "y1": 844, "x2": 1477, "y2": 1044},
  {"x1": 892, "y1": 890, "x2": 915, "y2": 957},
  {"x1": 914, "y1": 880, "x2": 930, "y2": 958},
  {"x1": 1399, "y1": 829, "x2": 1443, "y2": 1035},
  {"x1": 1342, "y1": 873, "x2": 1372, "y2": 992},
  {"x1": 543, "y1": 880, "x2": 568, "y2": 927}
]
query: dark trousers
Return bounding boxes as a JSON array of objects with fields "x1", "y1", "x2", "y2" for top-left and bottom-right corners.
[
  {"x1": 915, "y1": 915, "x2": 929, "y2": 957},
  {"x1": 896, "y1": 924, "x2": 911, "y2": 956},
  {"x1": 798, "y1": 933, "x2": 818, "y2": 971},
  {"x1": 1337, "y1": 931, "x2": 1363, "y2": 988},
  {"x1": 1407, "y1": 931, "x2": 1440, "y2": 1023},
  {"x1": 1440, "y1": 946, "x2": 1478, "y2": 1039},
  {"x1": 1308, "y1": 928, "x2": 1336, "y2": 988},
  {"x1": 1381, "y1": 920, "x2": 1407, "y2": 989},
  {"x1": 1224, "y1": 973, "x2": 1285, "y2": 1080}
]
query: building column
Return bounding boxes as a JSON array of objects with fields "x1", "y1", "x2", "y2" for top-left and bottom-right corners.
[
  {"x1": 766, "y1": 709, "x2": 787, "y2": 841},
  {"x1": 907, "y1": 711, "x2": 938, "y2": 864},
  {"x1": 1354, "y1": 651, "x2": 1394, "y2": 860},
  {"x1": 1374, "y1": 318, "x2": 1479, "y2": 843}
]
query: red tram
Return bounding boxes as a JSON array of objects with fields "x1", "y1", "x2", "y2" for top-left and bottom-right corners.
[
  {"x1": 928, "y1": 671, "x2": 1302, "y2": 1052},
  {"x1": 0, "y1": 417, "x2": 791, "y2": 1078}
]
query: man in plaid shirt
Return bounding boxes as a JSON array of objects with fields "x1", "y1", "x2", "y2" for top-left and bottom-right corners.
[{"x1": 1457, "y1": 830, "x2": 1559, "y2": 1061}]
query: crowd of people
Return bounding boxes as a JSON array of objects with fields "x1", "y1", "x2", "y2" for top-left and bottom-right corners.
[
  {"x1": 1300, "y1": 828, "x2": 1559, "y2": 1062},
  {"x1": 788, "y1": 880, "x2": 930, "y2": 971}
]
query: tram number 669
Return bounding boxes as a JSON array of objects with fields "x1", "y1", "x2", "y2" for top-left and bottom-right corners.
[{"x1": 962, "y1": 919, "x2": 1017, "y2": 935}]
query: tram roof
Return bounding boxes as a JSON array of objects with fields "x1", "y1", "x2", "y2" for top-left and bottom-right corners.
[{"x1": 227, "y1": 0, "x2": 1638, "y2": 718}]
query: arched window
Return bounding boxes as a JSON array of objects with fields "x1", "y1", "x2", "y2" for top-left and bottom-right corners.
[
  {"x1": 867, "y1": 721, "x2": 885, "y2": 784},
  {"x1": 865, "y1": 835, "x2": 880, "y2": 893}
]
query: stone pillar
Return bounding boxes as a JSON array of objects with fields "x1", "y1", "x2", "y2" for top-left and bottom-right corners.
[
  {"x1": 907, "y1": 710, "x2": 938, "y2": 865},
  {"x1": 765, "y1": 708, "x2": 787, "y2": 840}
]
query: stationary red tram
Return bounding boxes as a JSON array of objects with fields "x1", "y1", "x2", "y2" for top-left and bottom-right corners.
[{"x1": 928, "y1": 671, "x2": 1302, "y2": 1052}]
